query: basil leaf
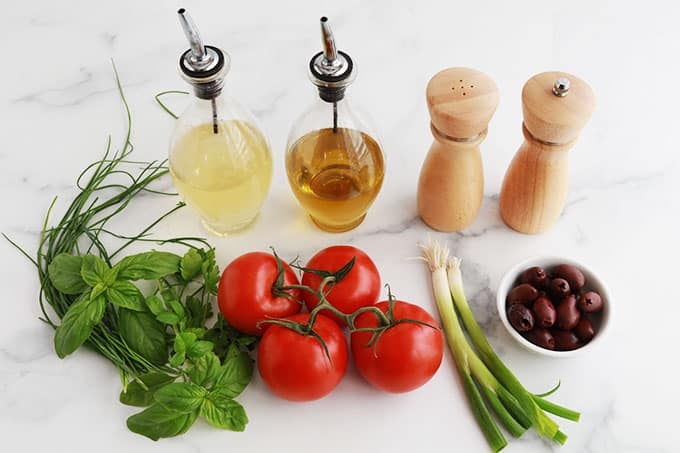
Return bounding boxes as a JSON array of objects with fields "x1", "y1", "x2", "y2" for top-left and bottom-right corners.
[
  {"x1": 154, "y1": 382, "x2": 206, "y2": 412},
  {"x1": 127, "y1": 403, "x2": 198, "y2": 441},
  {"x1": 120, "y1": 372, "x2": 176, "y2": 407},
  {"x1": 48, "y1": 253, "x2": 88, "y2": 294},
  {"x1": 80, "y1": 254, "x2": 109, "y2": 286},
  {"x1": 168, "y1": 300, "x2": 185, "y2": 319},
  {"x1": 173, "y1": 332, "x2": 195, "y2": 357},
  {"x1": 114, "y1": 251, "x2": 181, "y2": 281},
  {"x1": 200, "y1": 393, "x2": 248, "y2": 431},
  {"x1": 183, "y1": 327, "x2": 206, "y2": 339},
  {"x1": 173, "y1": 334, "x2": 185, "y2": 355},
  {"x1": 170, "y1": 351, "x2": 185, "y2": 367},
  {"x1": 187, "y1": 352, "x2": 221, "y2": 388},
  {"x1": 145, "y1": 294, "x2": 164, "y2": 315},
  {"x1": 107, "y1": 280, "x2": 145, "y2": 311},
  {"x1": 180, "y1": 249, "x2": 203, "y2": 281},
  {"x1": 187, "y1": 340, "x2": 214, "y2": 359},
  {"x1": 102, "y1": 265, "x2": 120, "y2": 286},
  {"x1": 214, "y1": 347, "x2": 253, "y2": 398},
  {"x1": 54, "y1": 293, "x2": 106, "y2": 358},
  {"x1": 157, "y1": 311, "x2": 180, "y2": 325},
  {"x1": 119, "y1": 309, "x2": 168, "y2": 365},
  {"x1": 90, "y1": 282, "x2": 107, "y2": 299}
]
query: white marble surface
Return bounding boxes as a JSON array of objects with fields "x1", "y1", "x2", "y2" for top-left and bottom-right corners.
[{"x1": 1, "y1": 0, "x2": 678, "y2": 452}]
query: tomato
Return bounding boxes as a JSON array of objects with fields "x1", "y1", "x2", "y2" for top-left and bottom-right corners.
[
  {"x1": 257, "y1": 313, "x2": 348, "y2": 401},
  {"x1": 302, "y1": 245, "x2": 380, "y2": 326},
  {"x1": 351, "y1": 300, "x2": 443, "y2": 393},
  {"x1": 217, "y1": 252, "x2": 301, "y2": 335}
]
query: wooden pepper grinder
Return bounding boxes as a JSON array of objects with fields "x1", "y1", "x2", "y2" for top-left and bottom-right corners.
[
  {"x1": 417, "y1": 68, "x2": 499, "y2": 232},
  {"x1": 499, "y1": 71, "x2": 595, "y2": 234}
]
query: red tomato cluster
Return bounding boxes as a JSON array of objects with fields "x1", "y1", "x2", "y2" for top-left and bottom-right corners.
[{"x1": 217, "y1": 245, "x2": 444, "y2": 402}]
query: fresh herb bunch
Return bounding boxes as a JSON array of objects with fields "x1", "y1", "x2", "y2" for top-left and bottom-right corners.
[{"x1": 4, "y1": 63, "x2": 256, "y2": 441}]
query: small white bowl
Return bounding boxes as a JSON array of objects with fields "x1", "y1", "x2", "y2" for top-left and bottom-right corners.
[{"x1": 497, "y1": 256, "x2": 612, "y2": 358}]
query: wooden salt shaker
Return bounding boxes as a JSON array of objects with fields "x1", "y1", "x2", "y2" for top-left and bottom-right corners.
[
  {"x1": 499, "y1": 71, "x2": 595, "y2": 234},
  {"x1": 417, "y1": 68, "x2": 499, "y2": 231}
]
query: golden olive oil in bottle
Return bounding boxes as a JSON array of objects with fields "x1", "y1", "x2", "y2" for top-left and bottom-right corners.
[
  {"x1": 285, "y1": 17, "x2": 385, "y2": 232},
  {"x1": 286, "y1": 127, "x2": 384, "y2": 232}
]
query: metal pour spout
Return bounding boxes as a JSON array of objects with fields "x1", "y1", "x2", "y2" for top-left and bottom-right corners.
[
  {"x1": 177, "y1": 8, "x2": 222, "y2": 133},
  {"x1": 319, "y1": 17, "x2": 343, "y2": 74},
  {"x1": 311, "y1": 16, "x2": 355, "y2": 132},
  {"x1": 178, "y1": 8, "x2": 216, "y2": 71},
  {"x1": 321, "y1": 17, "x2": 337, "y2": 62}
]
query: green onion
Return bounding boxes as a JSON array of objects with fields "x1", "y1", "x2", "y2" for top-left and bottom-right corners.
[
  {"x1": 446, "y1": 255, "x2": 567, "y2": 444},
  {"x1": 421, "y1": 242, "x2": 507, "y2": 452},
  {"x1": 533, "y1": 396, "x2": 580, "y2": 422}
]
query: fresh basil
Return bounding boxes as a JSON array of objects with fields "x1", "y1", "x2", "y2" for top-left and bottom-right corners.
[
  {"x1": 154, "y1": 382, "x2": 206, "y2": 412},
  {"x1": 156, "y1": 311, "x2": 180, "y2": 325},
  {"x1": 120, "y1": 372, "x2": 176, "y2": 407},
  {"x1": 187, "y1": 352, "x2": 221, "y2": 388},
  {"x1": 144, "y1": 294, "x2": 164, "y2": 315},
  {"x1": 107, "y1": 280, "x2": 145, "y2": 311},
  {"x1": 80, "y1": 254, "x2": 110, "y2": 287},
  {"x1": 200, "y1": 393, "x2": 248, "y2": 431},
  {"x1": 54, "y1": 293, "x2": 106, "y2": 358},
  {"x1": 127, "y1": 403, "x2": 198, "y2": 441},
  {"x1": 47, "y1": 253, "x2": 88, "y2": 294},
  {"x1": 187, "y1": 340, "x2": 214, "y2": 360},
  {"x1": 214, "y1": 347, "x2": 254, "y2": 398},
  {"x1": 119, "y1": 308, "x2": 168, "y2": 365},
  {"x1": 114, "y1": 251, "x2": 181, "y2": 281},
  {"x1": 168, "y1": 300, "x2": 185, "y2": 319},
  {"x1": 174, "y1": 332, "x2": 195, "y2": 356}
]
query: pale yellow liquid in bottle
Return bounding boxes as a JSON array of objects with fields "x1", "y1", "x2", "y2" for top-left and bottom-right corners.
[
  {"x1": 169, "y1": 121, "x2": 272, "y2": 235},
  {"x1": 286, "y1": 127, "x2": 384, "y2": 232}
]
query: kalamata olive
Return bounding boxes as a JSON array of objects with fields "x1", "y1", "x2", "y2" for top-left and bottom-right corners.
[
  {"x1": 556, "y1": 294, "x2": 580, "y2": 330},
  {"x1": 552, "y1": 264, "x2": 586, "y2": 293},
  {"x1": 549, "y1": 278, "x2": 571, "y2": 300},
  {"x1": 574, "y1": 317, "x2": 595, "y2": 342},
  {"x1": 525, "y1": 328, "x2": 555, "y2": 350},
  {"x1": 507, "y1": 304, "x2": 534, "y2": 332},
  {"x1": 507, "y1": 283, "x2": 539, "y2": 305},
  {"x1": 532, "y1": 297, "x2": 556, "y2": 328},
  {"x1": 551, "y1": 329, "x2": 580, "y2": 351},
  {"x1": 520, "y1": 266, "x2": 548, "y2": 289},
  {"x1": 578, "y1": 291, "x2": 603, "y2": 313}
]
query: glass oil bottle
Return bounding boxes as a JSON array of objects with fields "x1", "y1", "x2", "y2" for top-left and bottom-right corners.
[
  {"x1": 285, "y1": 17, "x2": 385, "y2": 233},
  {"x1": 169, "y1": 9, "x2": 272, "y2": 236}
]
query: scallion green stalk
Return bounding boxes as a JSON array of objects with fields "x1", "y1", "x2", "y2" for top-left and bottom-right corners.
[
  {"x1": 446, "y1": 256, "x2": 564, "y2": 443},
  {"x1": 421, "y1": 243, "x2": 507, "y2": 452}
]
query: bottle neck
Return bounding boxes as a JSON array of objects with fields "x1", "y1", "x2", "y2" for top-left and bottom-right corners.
[
  {"x1": 191, "y1": 79, "x2": 224, "y2": 100},
  {"x1": 316, "y1": 86, "x2": 346, "y2": 103}
]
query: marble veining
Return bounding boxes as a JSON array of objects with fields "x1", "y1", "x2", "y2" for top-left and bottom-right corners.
[{"x1": 1, "y1": 1, "x2": 677, "y2": 452}]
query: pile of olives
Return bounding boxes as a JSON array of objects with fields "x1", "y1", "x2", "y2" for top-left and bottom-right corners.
[{"x1": 506, "y1": 264, "x2": 605, "y2": 351}]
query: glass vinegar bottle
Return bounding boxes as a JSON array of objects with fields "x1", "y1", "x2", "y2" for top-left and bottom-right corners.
[
  {"x1": 285, "y1": 17, "x2": 385, "y2": 233},
  {"x1": 169, "y1": 9, "x2": 272, "y2": 236}
]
